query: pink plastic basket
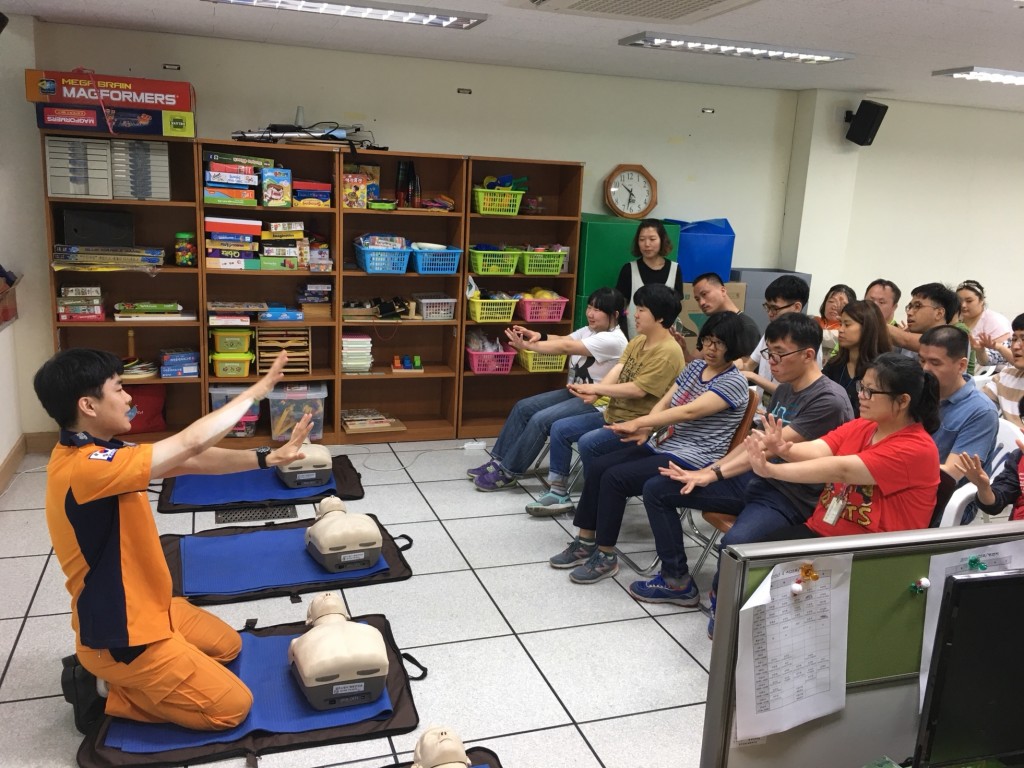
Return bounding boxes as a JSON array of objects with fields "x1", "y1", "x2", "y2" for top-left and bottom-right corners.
[
  {"x1": 515, "y1": 297, "x2": 568, "y2": 323},
  {"x1": 466, "y1": 344, "x2": 516, "y2": 374}
]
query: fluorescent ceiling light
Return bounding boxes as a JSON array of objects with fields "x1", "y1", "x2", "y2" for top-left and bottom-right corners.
[
  {"x1": 619, "y1": 32, "x2": 850, "y2": 64},
  {"x1": 932, "y1": 66, "x2": 1024, "y2": 86},
  {"x1": 200, "y1": 0, "x2": 487, "y2": 30}
]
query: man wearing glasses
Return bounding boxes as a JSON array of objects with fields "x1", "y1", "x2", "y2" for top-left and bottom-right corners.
[
  {"x1": 743, "y1": 276, "x2": 815, "y2": 398},
  {"x1": 634, "y1": 314, "x2": 852, "y2": 633},
  {"x1": 889, "y1": 282, "x2": 977, "y2": 375}
]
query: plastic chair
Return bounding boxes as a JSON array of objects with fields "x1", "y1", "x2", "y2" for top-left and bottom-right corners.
[
  {"x1": 617, "y1": 387, "x2": 760, "y2": 575},
  {"x1": 977, "y1": 418, "x2": 1024, "y2": 523}
]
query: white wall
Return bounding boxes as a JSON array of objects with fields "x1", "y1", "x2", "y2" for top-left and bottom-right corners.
[
  {"x1": 32, "y1": 22, "x2": 797, "y2": 268},
  {"x1": 843, "y1": 100, "x2": 1024, "y2": 323},
  {"x1": 0, "y1": 14, "x2": 47, "y2": 453}
]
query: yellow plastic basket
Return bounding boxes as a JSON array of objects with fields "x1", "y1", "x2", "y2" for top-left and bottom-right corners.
[
  {"x1": 468, "y1": 297, "x2": 518, "y2": 323},
  {"x1": 469, "y1": 248, "x2": 520, "y2": 275},
  {"x1": 517, "y1": 348, "x2": 567, "y2": 373},
  {"x1": 516, "y1": 251, "x2": 565, "y2": 275},
  {"x1": 472, "y1": 188, "x2": 525, "y2": 216}
]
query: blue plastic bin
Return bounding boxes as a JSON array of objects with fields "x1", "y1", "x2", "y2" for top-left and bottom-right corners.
[{"x1": 664, "y1": 218, "x2": 735, "y2": 283}]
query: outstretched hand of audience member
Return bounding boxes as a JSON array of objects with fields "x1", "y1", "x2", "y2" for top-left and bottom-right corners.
[
  {"x1": 660, "y1": 461, "x2": 713, "y2": 495},
  {"x1": 745, "y1": 433, "x2": 773, "y2": 478},
  {"x1": 607, "y1": 419, "x2": 651, "y2": 445},
  {"x1": 955, "y1": 452, "x2": 990, "y2": 488},
  {"x1": 760, "y1": 414, "x2": 793, "y2": 459},
  {"x1": 567, "y1": 382, "x2": 598, "y2": 405}
]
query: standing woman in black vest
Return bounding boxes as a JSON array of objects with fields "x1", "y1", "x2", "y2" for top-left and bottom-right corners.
[{"x1": 615, "y1": 219, "x2": 683, "y2": 339}]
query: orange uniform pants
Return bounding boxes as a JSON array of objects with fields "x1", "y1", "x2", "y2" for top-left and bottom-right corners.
[{"x1": 77, "y1": 597, "x2": 252, "y2": 731}]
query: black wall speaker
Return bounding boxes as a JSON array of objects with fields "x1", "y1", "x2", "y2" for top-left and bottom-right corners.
[
  {"x1": 0, "y1": 13, "x2": 9, "y2": 37},
  {"x1": 845, "y1": 100, "x2": 888, "y2": 146}
]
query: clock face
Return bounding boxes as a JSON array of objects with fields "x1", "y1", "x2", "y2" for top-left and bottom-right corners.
[{"x1": 608, "y1": 169, "x2": 653, "y2": 217}]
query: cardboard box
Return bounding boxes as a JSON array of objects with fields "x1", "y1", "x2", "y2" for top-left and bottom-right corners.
[
  {"x1": 342, "y1": 173, "x2": 368, "y2": 209},
  {"x1": 261, "y1": 168, "x2": 292, "y2": 208},
  {"x1": 676, "y1": 281, "x2": 747, "y2": 340},
  {"x1": 36, "y1": 104, "x2": 195, "y2": 137},
  {"x1": 26, "y1": 69, "x2": 196, "y2": 111}
]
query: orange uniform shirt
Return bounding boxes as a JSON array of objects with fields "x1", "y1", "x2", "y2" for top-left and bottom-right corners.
[{"x1": 45, "y1": 431, "x2": 173, "y2": 650}]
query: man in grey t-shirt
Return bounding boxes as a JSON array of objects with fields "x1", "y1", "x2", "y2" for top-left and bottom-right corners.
[{"x1": 626, "y1": 314, "x2": 854, "y2": 625}]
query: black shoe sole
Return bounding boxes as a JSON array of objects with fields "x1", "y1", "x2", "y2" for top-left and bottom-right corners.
[{"x1": 61, "y1": 654, "x2": 105, "y2": 735}]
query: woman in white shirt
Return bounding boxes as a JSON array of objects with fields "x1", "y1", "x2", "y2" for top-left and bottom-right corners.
[
  {"x1": 469, "y1": 287, "x2": 629, "y2": 491},
  {"x1": 958, "y1": 280, "x2": 1012, "y2": 366}
]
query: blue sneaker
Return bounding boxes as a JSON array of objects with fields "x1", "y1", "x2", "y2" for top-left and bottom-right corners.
[
  {"x1": 707, "y1": 589, "x2": 717, "y2": 640},
  {"x1": 569, "y1": 550, "x2": 619, "y2": 584},
  {"x1": 628, "y1": 574, "x2": 700, "y2": 607},
  {"x1": 474, "y1": 467, "x2": 517, "y2": 492},
  {"x1": 549, "y1": 537, "x2": 597, "y2": 569},
  {"x1": 525, "y1": 490, "x2": 574, "y2": 516},
  {"x1": 467, "y1": 460, "x2": 499, "y2": 479}
]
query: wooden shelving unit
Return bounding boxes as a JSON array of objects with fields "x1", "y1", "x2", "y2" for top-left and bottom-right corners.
[{"x1": 41, "y1": 132, "x2": 582, "y2": 445}]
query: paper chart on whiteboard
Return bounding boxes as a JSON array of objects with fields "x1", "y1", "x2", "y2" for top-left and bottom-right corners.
[{"x1": 734, "y1": 554, "x2": 853, "y2": 741}]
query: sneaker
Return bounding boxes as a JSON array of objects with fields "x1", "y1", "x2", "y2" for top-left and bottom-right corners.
[
  {"x1": 61, "y1": 654, "x2": 105, "y2": 735},
  {"x1": 570, "y1": 550, "x2": 620, "y2": 584},
  {"x1": 549, "y1": 537, "x2": 597, "y2": 569},
  {"x1": 628, "y1": 574, "x2": 700, "y2": 607},
  {"x1": 525, "y1": 491, "x2": 574, "y2": 516},
  {"x1": 467, "y1": 460, "x2": 499, "y2": 480},
  {"x1": 707, "y1": 589, "x2": 717, "y2": 640},
  {"x1": 474, "y1": 467, "x2": 517, "y2": 492}
]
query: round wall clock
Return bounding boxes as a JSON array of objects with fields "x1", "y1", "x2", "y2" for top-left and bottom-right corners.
[{"x1": 604, "y1": 164, "x2": 658, "y2": 219}]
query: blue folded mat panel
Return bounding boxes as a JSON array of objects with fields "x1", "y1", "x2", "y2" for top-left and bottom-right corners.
[
  {"x1": 170, "y1": 467, "x2": 336, "y2": 506},
  {"x1": 180, "y1": 526, "x2": 388, "y2": 596},
  {"x1": 105, "y1": 631, "x2": 393, "y2": 753}
]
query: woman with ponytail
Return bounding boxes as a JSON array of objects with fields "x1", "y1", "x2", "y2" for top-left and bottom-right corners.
[{"x1": 745, "y1": 352, "x2": 940, "y2": 538}]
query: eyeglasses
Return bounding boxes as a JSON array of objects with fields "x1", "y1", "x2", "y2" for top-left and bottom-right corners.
[
  {"x1": 855, "y1": 381, "x2": 896, "y2": 399},
  {"x1": 905, "y1": 301, "x2": 940, "y2": 313},
  {"x1": 698, "y1": 337, "x2": 724, "y2": 351},
  {"x1": 762, "y1": 301, "x2": 797, "y2": 315},
  {"x1": 759, "y1": 347, "x2": 810, "y2": 364}
]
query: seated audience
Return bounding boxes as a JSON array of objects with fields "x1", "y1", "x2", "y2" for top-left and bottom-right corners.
[
  {"x1": 743, "y1": 275, "x2": 813, "y2": 398},
  {"x1": 982, "y1": 314, "x2": 1024, "y2": 428},
  {"x1": 822, "y1": 300, "x2": 892, "y2": 416},
  {"x1": 749, "y1": 352, "x2": 941, "y2": 541},
  {"x1": 864, "y1": 279, "x2": 902, "y2": 325},
  {"x1": 956, "y1": 280, "x2": 1012, "y2": 367},
  {"x1": 957, "y1": 396, "x2": 1024, "y2": 521},
  {"x1": 614, "y1": 219, "x2": 683, "y2": 339},
  {"x1": 889, "y1": 282, "x2": 977, "y2": 373},
  {"x1": 815, "y1": 284, "x2": 857, "y2": 356},
  {"x1": 628, "y1": 314, "x2": 852, "y2": 614},
  {"x1": 547, "y1": 312, "x2": 752, "y2": 583},
  {"x1": 918, "y1": 325, "x2": 998, "y2": 480},
  {"x1": 526, "y1": 284, "x2": 684, "y2": 514},
  {"x1": 468, "y1": 287, "x2": 628, "y2": 491}
]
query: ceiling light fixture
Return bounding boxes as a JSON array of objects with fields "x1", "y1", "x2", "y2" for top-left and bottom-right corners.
[
  {"x1": 932, "y1": 66, "x2": 1024, "y2": 86},
  {"x1": 619, "y1": 32, "x2": 850, "y2": 63},
  {"x1": 200, "y1": 0, "x2": 487, "y2": 30}
]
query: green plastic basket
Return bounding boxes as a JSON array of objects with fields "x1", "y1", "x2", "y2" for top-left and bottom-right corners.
[
  {"x1": 516, "y1": 251, "x2": 565, "y2": 275},
  {"x1": 469, "y1": 248, "x2": 520, "y2": 275},
  {"x1": 473, "y1": 188, "x2": 525, "y2": 216}
]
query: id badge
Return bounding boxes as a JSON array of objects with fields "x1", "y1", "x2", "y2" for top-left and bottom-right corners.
[
  {"x1": 653, "y1": 425, "x2": 674, "y2": 446},
  {"x1": 822, "y1": 485, "x2": 848, "y2": 526}
]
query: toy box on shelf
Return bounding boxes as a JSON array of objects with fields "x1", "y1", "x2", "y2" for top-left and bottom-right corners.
[{"x1": 268, "y1": 383, "x2": 327, "y2": 441}]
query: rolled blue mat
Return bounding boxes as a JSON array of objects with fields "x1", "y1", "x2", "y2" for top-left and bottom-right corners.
[
  {"x1": 181, "y1": 526, "x2": 388, "y2": 596},
  {"x1": 170, "y1": 467, "x2": 336, "y2": 506},
  {"x1": 104, "y1": 631, "x2": 393, "y2": 752}
]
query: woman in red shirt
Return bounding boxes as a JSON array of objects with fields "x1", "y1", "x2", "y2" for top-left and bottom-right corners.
[{"x1": 747, "y1": 352, "x2": 941, "y2": 538}]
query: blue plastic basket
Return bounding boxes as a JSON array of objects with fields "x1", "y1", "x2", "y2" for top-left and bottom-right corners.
[
  {"x1": 411, "y1": 248, "x2": 462, "y2": 275},
  {"x1": 354, "y1": 244, "x2": 411, "y2": 274}
]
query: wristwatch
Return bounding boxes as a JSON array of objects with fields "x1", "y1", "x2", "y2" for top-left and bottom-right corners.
[
  {"x1": 255, "y1": 446, "x2": 272, "y2": 470},
  {"x1": 712, "y1": 463, "x2": 725, "y2": 482}
]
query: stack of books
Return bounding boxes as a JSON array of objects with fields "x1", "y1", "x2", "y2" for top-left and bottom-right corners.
[
  {"x1": 207, "y1": 301, "x2": 267, "y2": 326},
  {"x1": 202, "y1": 151, "x2": 273, "y2": 207},
  {"x1": 114, "y1": 301, "x2": 196, "y2": 322},
  {"x1": 52, "y1": 244, "x2": 165, "y2": 268},
  {"x1": 341, "y1": 333, "x2": 373, "y2": 373},
  {"x1": 298, "y1": 281, "x2": 332, "y2": 319},
  {"x1": 159, "y1": 348, "x2": 199, "y2": 378},
  {"x1": 204, "y1": 216, "x2": 262, "y2": 270},
  {"x1": 260, "y1": 221, "x2": 306, "y2": 270},
  {"x1": 57, "y1": 285, "x2": 105, "y2": 322}
]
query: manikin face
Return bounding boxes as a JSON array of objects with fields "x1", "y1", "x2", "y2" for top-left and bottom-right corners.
[
  {"x1": 865, "y1": 285, "x2": 897, "y2": 322},
  {"x1": 636, "y1": 227, "x2": 662, "y2": 260}
]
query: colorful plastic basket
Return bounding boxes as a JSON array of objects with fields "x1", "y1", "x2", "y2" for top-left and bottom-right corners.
[
  {"x1": 411, "y1": 248, "x2": 462, "y2": 275},
  {"x1": 469, "y1": 248, "x2": 520, "y2": 275},
  {"x1": 515, "y1": 297, "x2": 568, "y2": 323},
  {"x1": 468, "y1": 297, "x2": 518, "y2": 323},
  {"x1": 466, "y1": 344, "x2": 516, "y2": 374},
  {"x1": 472, "y1": 188, "x2": 525, "y2": 216},
  {"x1": 516, "y1": 251, "x2": 565, "y2": 275},
  {"x1": 412, "y1": 292, "x2": 457, "y2": 321},
  {"x1": 517, "y1": 348, "x2": 567, "y2": 373},
  {"x1": 354, "y1": 244, "x2": 411, "y2": 274}
]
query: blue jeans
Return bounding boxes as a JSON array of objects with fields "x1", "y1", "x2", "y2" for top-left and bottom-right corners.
[
  {"x1": 643, "y1": 471, "x2": 810, "y2": 587},
  {"x1": 548, "y1": 410, "x2": 607, "y2": 477},
  {"x1": 491, "y1": 389, "x2": 596, "y2": 475}
]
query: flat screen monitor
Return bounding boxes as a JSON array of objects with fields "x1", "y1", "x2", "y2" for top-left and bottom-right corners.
[{"x1": 915, "y1": 569, "x2": 1024, "y2": 766}]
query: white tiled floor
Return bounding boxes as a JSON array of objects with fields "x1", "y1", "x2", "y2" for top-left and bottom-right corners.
[{"x1": 0, "y1": 444, "x2": 713, "y2": 767}]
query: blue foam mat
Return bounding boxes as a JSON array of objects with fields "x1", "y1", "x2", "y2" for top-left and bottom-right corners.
[
  {"x1": 181, "y1": 526, "x2": 388, "y2": 596},
  {"x1": 104, "y1": 631, "x2": 393, "y2": 753},
  {"x1": 170, "y1": 467, "x2": 336, "y2": 506}
]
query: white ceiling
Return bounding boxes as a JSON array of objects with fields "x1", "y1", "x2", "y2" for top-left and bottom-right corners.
[{"x1": 8, "y1": 0, "x2": 1024, "y2": 113}]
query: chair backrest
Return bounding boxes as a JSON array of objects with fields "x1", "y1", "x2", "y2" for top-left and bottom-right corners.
[
  {"x1": 990, "y1": 418, "x2": 1024, "y2": 474},
  {"x1": 928, "y1": 470, "x2": 960, "y2": 528},
  {"x1": 727, "y1": 387, "x2": 760, "y2": 452}
]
